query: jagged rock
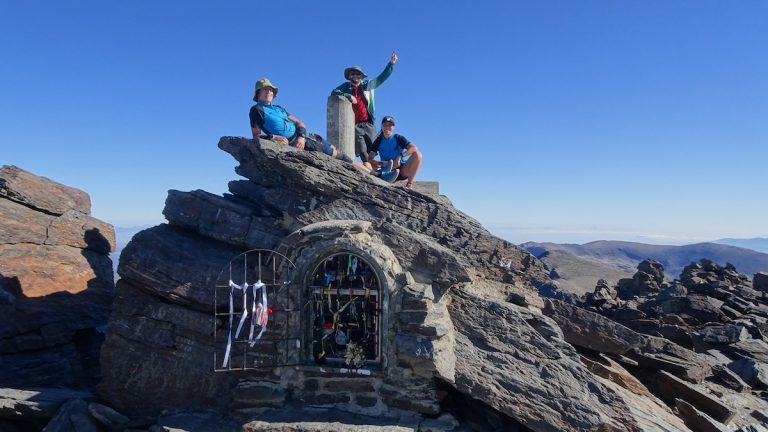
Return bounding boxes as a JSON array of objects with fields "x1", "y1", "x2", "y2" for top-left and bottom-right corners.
[
  {"x1": 87, "y1": 402, "x2": 129, "y2": 430},
  {"x1": 648, "y1": 371, "x2": 735, "y2": 424},
  {"x1": 727, "y1": 358, "x2": 768, "y2": 389},
  {"x1": 0, "y1": 388, "x2": 92, "y2": 420},
  {"x1": 544, "y1": 299, "x2": 712, "y2": 383},
  {"x1": 696, "y1": 324, "x2": 751, "y2": 345},
  {"x1": 674, "y1": 398, "x2": 728, "y2": 432},
  {"x1": 658, "y1": 295, "x2": 726, "y2": 325},
  {"x1": 724, "y1": 339, "x2": 768, "y2": 363},
  {"x1": 616, "y1": 260, "x2": 666, "y2": 300},
  {"x1": 0, "y1": 167, "x2": 115, "y2": 388},
  {"x1": 578, "y1": 352, "x2": 654, "y2": 398},
  {"x1": 0, "y1": 165, "x2": 90, "y2": 215},
  {"x1": 450, "y1": 288, "x2": 639, "y2": 431},
  {"x1": 42, "y1": 398, "x2": 98, "y2": 432},
  {"x1": 163, "y1": 189, "x2": 287, "y2": 250},
  {"x1": 629, "y1": 351, "x2": 710, "y2": 384},
  {"x1": 754, "y1": 273, "x2": 768, "y2": 293},
  {"x1": 100, "y1": 137, "x2": 765, "y2": 431},
  {"x1": 98, "y1": 278, "x2": 238, "y2": 416},
  {"x1": 242, "y1": 422, "x2": 413, "y2": 431},
  {"x1": 612, "y1": 308, "x2": 647, "y2": 323},
  {"x1": 657, "y1": 283, "x2": 688, "y2": 301},
  {"x1": 586, "y1": 278, "x2": 616, "y2": 306},
  {"x1": 737, "y1": 425, "x2": 768, "y2": 432},
  {"x1": 712, "y1": 364, "x2": 751, "y2": 392},
  {"x1": 542, "y1": 298, "x2": 645, "y2": 354},
  {"x1": 638, "y1": 259, "x2": 665, "y2": 286},
  {"x1": 150, "y1": 412, "x2": 241, "y2": 432},
  {"x1": 217, "y1": 137, "x2": 548, "y2": 285}
]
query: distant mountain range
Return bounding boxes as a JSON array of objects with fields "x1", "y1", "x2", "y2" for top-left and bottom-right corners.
[
  {"x1": 714, "y1": 237, "x2": 768, "y2": 254},
  {"x1": 522, "y1": 240, "x2": 768, "y2": 295}
]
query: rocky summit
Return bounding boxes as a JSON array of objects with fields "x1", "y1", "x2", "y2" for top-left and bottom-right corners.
[{"x1": 3, "y1": 139, "x2": 768, "y2": 431}]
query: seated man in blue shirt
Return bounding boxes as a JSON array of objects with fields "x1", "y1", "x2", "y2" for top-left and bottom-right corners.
[
  {"x1": 249, "y1": 78, "x2": 354, "y2": 164},
  {"x1": 368, "y1": 116, "x2": 423, "y2": 189}
]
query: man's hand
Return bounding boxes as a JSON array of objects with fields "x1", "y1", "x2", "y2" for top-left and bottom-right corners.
[
  {"x1": 272, "y1": 136, "x2": 289, "y2": 145},
  {"x1": 295, "y1": 136, "x2": 306, "y2": 150},
  {"x1": 390, "y1": 52, "x2": 398, "y2": 65},
  {"x1": 349, "y1": 95, "x2": 358, "y2": 104}
]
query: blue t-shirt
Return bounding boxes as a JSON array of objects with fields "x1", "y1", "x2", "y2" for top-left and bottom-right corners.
[
  {"x1": 249, "y1": 102, "x2": 296, "y2": 138},
  {"x1": 371, "y1": 133, "x2": 410, "y2": 163}
]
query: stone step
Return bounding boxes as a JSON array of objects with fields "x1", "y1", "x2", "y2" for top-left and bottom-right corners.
[{"x1": 411, "y1": 181, "x2": 439, "y2": 195}]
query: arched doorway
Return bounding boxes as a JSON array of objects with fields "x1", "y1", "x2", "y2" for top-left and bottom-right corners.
[{"x1": 306, "y1": 252, "x2": 383, "y2": 368}]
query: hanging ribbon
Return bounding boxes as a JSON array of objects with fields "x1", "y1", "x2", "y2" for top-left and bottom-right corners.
[
  {"x1": 249, "y1": 281, "x2": 268, "y2": 346},
  {"x1": 222, "y1": 279, "x2": 249, "y2": 368}
]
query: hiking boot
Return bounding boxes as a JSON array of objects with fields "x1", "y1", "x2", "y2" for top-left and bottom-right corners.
[{"x1": 380, "y1": 169, "x2": 399, "y2": 183}]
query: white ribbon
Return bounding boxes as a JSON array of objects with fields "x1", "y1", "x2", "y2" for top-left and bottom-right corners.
[
  {"x1": 249, "y1": 281, "x2": 268, "y2": 346},
  {"x1": 222, "y1": 280, "x2": 249, "y2": 368}
]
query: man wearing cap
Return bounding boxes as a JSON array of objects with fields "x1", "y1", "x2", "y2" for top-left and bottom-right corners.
[
  {"x1": 368, "y1": 116, "x2": 422, "y2": 189},
  {"x1": 250, "y1": 78, "x2": 353, "y2": 163},
  {"x1": 331, "y1": 53, "x2": 398, "y2": 168}
]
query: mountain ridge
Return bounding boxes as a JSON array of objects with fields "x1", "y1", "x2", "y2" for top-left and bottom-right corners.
[{"x1": 522, "y1": 240, "x2": 768, "y2": 295}]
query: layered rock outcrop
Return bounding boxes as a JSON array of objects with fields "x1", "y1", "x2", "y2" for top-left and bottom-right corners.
[
  {"x1": 93, "y1": 137, "x2": 768, "y2": 431},
  {"x1": 91, "y1": 139, "x2": 633, "y2": 430},
  {"x1": 0, "y1": 165, "x2": 115, "y2": 388},
  {"x1": 577, "y1": 259, "x2": 768, "y2": 430}
]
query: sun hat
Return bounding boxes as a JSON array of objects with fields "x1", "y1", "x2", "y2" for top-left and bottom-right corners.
[
  {"x1": 344, "y1": 66, "x2": 368, "y2": 80},
  {"x1": 253, "y1": 78, "x2": 279, "y2": 101}
]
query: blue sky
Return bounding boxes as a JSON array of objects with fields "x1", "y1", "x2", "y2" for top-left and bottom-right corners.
[{"x1": 2, "y1": 1, "x2": 766, "y2": 245}]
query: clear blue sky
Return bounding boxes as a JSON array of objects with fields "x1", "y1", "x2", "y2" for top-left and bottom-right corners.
[{"x1": 2, "y1": 1, "x2": 766, "y2": 245}]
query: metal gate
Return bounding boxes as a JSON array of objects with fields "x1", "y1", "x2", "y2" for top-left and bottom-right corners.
[{"x1": 213, "y1": 249, "x2": 302, "y2": 371}]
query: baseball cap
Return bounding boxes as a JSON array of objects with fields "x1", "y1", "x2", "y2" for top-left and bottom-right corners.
[{"x1": 381, "y1": 116, "x2": 395, "y2": 125}]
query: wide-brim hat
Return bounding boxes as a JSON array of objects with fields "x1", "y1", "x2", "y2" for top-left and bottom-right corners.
[
  {"x1": 253, "y1": 77, "x2": 279, "y2": 101},
  {"x1": 344, "y1": 66, "x2": 367, "y2": 80}
]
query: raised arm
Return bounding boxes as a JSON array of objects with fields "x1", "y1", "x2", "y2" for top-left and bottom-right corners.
[{"x1": 368, "y1": 52, "x2": 397, "y2": 90}]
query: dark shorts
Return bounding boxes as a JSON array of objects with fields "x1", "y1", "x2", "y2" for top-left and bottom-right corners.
[
  {"x1": 354, "y1": 121, "x2": 377, "y2": 162},
  {"x1": 292, "y1": 133, "x2": 333, "y2": 156}
]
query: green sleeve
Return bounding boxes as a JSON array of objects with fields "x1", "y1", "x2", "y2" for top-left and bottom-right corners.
[
  {"x1": 367, "y1": 62, "x2": 394, "y2": 90},
  {"x1": 331, "y1": 83, "x2": 352, "y2": 99}
]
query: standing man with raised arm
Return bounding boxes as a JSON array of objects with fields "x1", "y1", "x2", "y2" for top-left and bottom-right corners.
[{"x1": 331, "y1": 52, "x2": 398, "y2": 169}]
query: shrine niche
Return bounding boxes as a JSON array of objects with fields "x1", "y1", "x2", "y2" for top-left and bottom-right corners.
[
  {"x1": 307, "y1": 253, "x2": 383, "y2": 367},
  {"x1": 211, "y1": 220, "x2": 457, "y2": 417}
]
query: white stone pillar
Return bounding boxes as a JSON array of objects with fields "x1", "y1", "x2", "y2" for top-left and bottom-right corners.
[{"x1": 326, "y1": 95, "x2": 355, "y2": 159}]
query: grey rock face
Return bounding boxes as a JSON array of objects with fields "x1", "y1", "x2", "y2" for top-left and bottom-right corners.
[
  {"x1": 450, "y1": 288, "x2": 639, "y2": 431},
  {"x1": 0, "y1": 165, "x2": 91, "y2": 215},
  {"x1": 616, "y1": 259, "x2": 666, "y2": 300},
  {"x1": 0, "y1": 166, "x2": 115, "y2": 388},
  {"x1": 754, "y1": 272, "x2": 768, "y2": 293},
  {"x1": 96, "y1": 137, "x2": 768, "y2": 431},
  {"x1": 216, "y1": 137, "x2": 547, "y2": 286}
]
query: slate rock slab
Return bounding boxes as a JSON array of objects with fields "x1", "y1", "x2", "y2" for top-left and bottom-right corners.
[
  {"x1": 0, "y1": 165, "x2": 90, "y2": 215},
  {"x1": 450, "y1": 287, "x2": 639, "y2": 431}
]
